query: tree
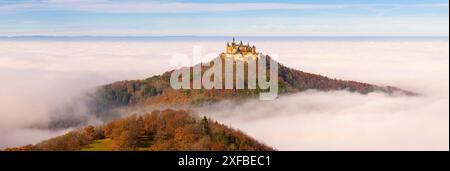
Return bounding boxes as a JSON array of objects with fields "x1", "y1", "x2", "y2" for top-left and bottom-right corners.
[
  {"x1": 200, "y1": 116, "x2": 209, "y2": 135},
  {"x1": 104, "y1": 122, "x2": 115, "y2": 138},
  {"x1": 143, "y1": 112, "x2": 159, "y2": 136},
  {"x1": 112, "y1": 130, "x2": 139, "y2": 151},
  {"x1": 191, "y1": 136, "x2": 211, "y2": 151},
  {"x1": 142, "y1": 86, "x2": 158, "y2": 98},
  {"x1": 83, "y1": 125, "x2": 96, "y2": 141}
]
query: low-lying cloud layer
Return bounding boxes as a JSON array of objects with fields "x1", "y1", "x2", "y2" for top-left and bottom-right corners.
[
  {"x1": 0, "y1": 40, "x2": 448, "y2": 150},
  {"x1": 199, "y1": 91, "x2": 448, "y2": 150}
]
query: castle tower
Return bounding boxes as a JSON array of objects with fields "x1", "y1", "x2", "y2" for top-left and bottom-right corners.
[
  {"x1": 252, "y1": 45, "x2": 256, "y2": 54},
  {"x1": 226, "y1": 42, "x2": 233, "y2": 53}
]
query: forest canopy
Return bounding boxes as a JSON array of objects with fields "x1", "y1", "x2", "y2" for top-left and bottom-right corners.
[{"x1": 6, "y1": 109, "x2": 273, "y2": 151}]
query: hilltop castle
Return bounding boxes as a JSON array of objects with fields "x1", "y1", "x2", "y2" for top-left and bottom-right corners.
[{"x1": 221, "y1": 37, "x2": 260, "y2": 61}]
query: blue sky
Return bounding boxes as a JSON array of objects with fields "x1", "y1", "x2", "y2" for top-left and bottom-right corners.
[{"x1": 0, "y1": 0, "x2": 448, "y2": 36}]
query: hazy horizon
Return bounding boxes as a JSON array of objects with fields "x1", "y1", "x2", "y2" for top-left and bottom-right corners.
[{"x1": 1, "y1": 35, "x2": 448, "y2": 39}]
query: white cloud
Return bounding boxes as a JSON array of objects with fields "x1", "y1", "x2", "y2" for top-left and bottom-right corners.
[{"x1": 200, "y1": 91, "x2": 449, "y2": 151}]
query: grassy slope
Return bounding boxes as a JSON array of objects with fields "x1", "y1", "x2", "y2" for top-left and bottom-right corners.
[
  {"x1": 80, "y1": 139, "x2": 113, "y2": 151},
  {"x1": 80, "y1": 136, "x2": 154, "y2": 151}
]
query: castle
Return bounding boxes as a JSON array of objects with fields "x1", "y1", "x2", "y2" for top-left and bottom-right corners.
[{"x1": 221, "y1": 37, "x2": 260, "y2": 61}]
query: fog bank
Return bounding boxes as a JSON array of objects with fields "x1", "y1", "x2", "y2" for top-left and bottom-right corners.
[
  {"x1": 199, "y1": 91, "x2": 448, "y2": 150},
  {"x1": 0, "y1": 40, "x2": 448, "y2": 150}
]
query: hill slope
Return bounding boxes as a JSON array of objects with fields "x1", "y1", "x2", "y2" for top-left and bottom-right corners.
[
  {"x1": 88, "y1": 55, "x2": 415, "y2": 111},
  {"x1": 7, "y1": 109, "x2": 273, "y2": 151}
]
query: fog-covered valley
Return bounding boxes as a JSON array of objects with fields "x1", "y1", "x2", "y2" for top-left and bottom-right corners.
[{"x1": 0, "y1": 39, "x2": 448, "y2": 150}]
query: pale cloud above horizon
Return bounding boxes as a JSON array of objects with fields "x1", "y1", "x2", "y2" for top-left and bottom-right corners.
[
  {"x1": 0, "y1": 0, "x2": 448, "y2": 36},
  {"x1": 0, "y1": 1, "x2": 448, "y2": 13}
]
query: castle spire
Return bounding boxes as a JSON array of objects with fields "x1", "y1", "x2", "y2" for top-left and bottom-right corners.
[{"x1": 232, "y1": 37, "x2": 235, "y2": 43}]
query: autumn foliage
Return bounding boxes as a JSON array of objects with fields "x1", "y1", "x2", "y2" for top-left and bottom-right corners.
[
  {"x1": 6, "y1": 109, "x2": 273, "y2": 151},
  {"x1": 88, "y1": 56, "x2": 415, "y2": 114}
]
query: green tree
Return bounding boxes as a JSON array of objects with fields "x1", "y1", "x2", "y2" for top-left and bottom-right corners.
[{"x1": 142, "y1": 86, "x2": 157, "y2": 98}]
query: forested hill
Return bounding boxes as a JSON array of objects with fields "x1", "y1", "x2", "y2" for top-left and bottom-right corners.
[
  {"x1": 89, "y1": 55, "x2": 416, "y2": 110},
  {"x1": 8, "y1": 55, "x2": 417, "y2": 151},
  {"x1": 46, "y1": 55, "x2": 416, "y2": 129},
  {"x1": 7, "y1": 109, "x2": 273, "y2": 151}
]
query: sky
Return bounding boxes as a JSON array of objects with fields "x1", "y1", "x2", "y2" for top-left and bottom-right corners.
[{"x1": 0, "y1": 0, "x2": 449, "y2": 36}]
